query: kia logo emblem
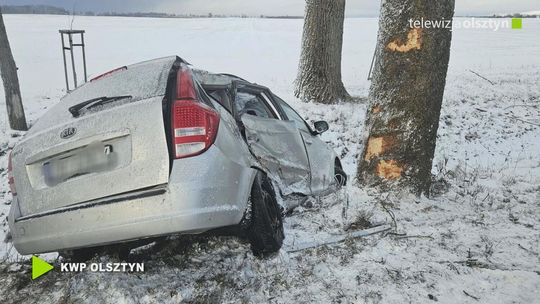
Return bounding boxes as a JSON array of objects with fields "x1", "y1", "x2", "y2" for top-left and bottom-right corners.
[{"x1": 60, "y1": 127, "x2": 77, "y2": 139}]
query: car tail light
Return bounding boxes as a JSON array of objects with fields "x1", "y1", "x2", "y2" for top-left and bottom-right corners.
[
  {"x1": 177, "y1": 65, "x2": 198, "y2": 100},
  {"x1": 7, "y1": 151, "x2": 16, "y2": 196},
  {"x1": 171, "y1": 66, "x2": 220, "y2": 159},
  {"x1": 90, "y1": 66, "x2": 127, "y2": 82}
]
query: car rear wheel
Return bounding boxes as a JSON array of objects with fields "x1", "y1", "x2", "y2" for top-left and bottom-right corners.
[{"x1": 244, "y1": 172, "x2": 284, "y2": 256}]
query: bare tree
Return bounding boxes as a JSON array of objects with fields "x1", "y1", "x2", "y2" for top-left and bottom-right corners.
[
  {"x1": 357, "y1": 0, "x2": 455, "y2": 195},
  {"x1": 0, "y1": 7, "x2": 28, "y2": 131},
  {"x1": 295, "y1": 0, "x2": 350, "y2": 104}
]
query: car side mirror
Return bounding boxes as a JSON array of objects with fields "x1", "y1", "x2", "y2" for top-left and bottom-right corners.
[{"x1": 313, "y1": 121, "x2": 329, "y2": 134}]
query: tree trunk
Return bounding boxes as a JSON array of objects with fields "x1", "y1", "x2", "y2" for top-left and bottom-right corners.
[
  {"x1": 357, "y1": 0, "x2": 455, "y2": 195},
  {"x1": 0, "y1": 8, "x2": 28, "y2": 131},
  {"x1": 295, "y1": 0, "x2": 350, "y2": 104}
]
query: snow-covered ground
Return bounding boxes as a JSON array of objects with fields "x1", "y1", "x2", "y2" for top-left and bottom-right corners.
[{"x1": 0, "y1": 15, "x2": 539, "y2": 303}]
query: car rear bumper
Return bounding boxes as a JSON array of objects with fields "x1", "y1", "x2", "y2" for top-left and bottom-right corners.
[
  {"x1": 10, "y1": 187, "x2": 237, "y2": 254},
  {"x1": 9, "y1": 144, "x2": 256, "y2": 255}
]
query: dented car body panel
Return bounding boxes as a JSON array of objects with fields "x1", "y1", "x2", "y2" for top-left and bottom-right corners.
[
  {"x1": 241, "y1": 115, "x2": 311, "y2": 194},
  {"x1": 8, "y1": 56, "x2": 343, "y2": 255}
]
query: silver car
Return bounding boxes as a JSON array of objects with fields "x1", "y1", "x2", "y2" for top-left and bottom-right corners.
[{"x1": 8, "y1": 56, "x2": 346, "y2": 257}]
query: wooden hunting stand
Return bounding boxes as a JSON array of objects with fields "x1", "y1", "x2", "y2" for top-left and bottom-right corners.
[{"x1": 60, "y1": 29, "x2": 87, "y2": 92}]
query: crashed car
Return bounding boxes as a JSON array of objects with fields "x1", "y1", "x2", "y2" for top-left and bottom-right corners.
[{"x1": 7, "y1": 56, "x2": 347, "y2": 257}]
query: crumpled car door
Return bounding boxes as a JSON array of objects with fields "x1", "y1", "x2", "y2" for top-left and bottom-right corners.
[
  {"x1": 301, "y1": 131, "x2": 335, "y2": 194},
  {"x1": 241, "y1": 114, "x2": 311, "y2": 194}
]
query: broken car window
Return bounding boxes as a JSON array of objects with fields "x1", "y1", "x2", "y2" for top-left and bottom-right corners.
[{"x1": 235, "y1": 92, "x2": 275, "y2": 119}]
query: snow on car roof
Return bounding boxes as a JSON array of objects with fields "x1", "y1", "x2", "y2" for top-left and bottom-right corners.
[{"x1": 192, "y1": 69, "x2": 248, "y2": 87}]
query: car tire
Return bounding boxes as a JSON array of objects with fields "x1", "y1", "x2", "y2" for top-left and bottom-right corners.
[{"x1": 245, "y1": 172, "x2": 284, "y2": 256}]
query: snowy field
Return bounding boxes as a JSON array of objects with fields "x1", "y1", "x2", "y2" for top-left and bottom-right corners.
[{"x1": 0, "y1": 15, "x2": 539, "y2": 303}]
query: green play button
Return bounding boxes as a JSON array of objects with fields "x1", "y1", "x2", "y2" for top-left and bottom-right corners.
[{"x1": 32, "y1": 256, "x2": 54, "y2": 279}]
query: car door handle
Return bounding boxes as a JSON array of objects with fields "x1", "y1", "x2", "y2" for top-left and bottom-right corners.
[
  {"x1": 248, "y1": 134, "x2": 260, "y2": 143},
  {"x1": 305, "y1": 138, "x2": 313, "y2": 145}
]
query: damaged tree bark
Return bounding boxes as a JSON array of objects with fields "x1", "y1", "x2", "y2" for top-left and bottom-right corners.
[
  {"x1": 357, "y1": 1, "x2": 455, "y2": 195},
  {"x1": 0, "y1": 8, "x2": 28, "y2": 131},
  {"x1": 295, "y1": 0, "x2": 350, "y2": 104}
]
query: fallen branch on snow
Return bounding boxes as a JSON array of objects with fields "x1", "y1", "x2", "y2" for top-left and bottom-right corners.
[
  {"x1": 463, "y1": 290, "x2": 480, "y2": 301},
  {"x1": 468, "y1": 69, "x2": 495, "y2": 85},
  {"x1": 508, "y1": 115, "x2": 540, "y2": 127},
  {"x1": 389, "y1": 233, "x2": 434, "y2": 240},
  {"x1": 286, "y1": 224, "x2": 392, "y2": 253}
]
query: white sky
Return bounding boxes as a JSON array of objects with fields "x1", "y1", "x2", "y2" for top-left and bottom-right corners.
[
  {"x1": 1, "y1": 0, "x2": 538, "y2": 16},
  {"x1": 157, "y1": 0, "x2": 539, "y2": 16}
]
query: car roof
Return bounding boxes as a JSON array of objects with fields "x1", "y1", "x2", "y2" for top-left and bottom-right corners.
[{"x1": 192, "y1": 69, "x2": 250, "y2": 87}]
